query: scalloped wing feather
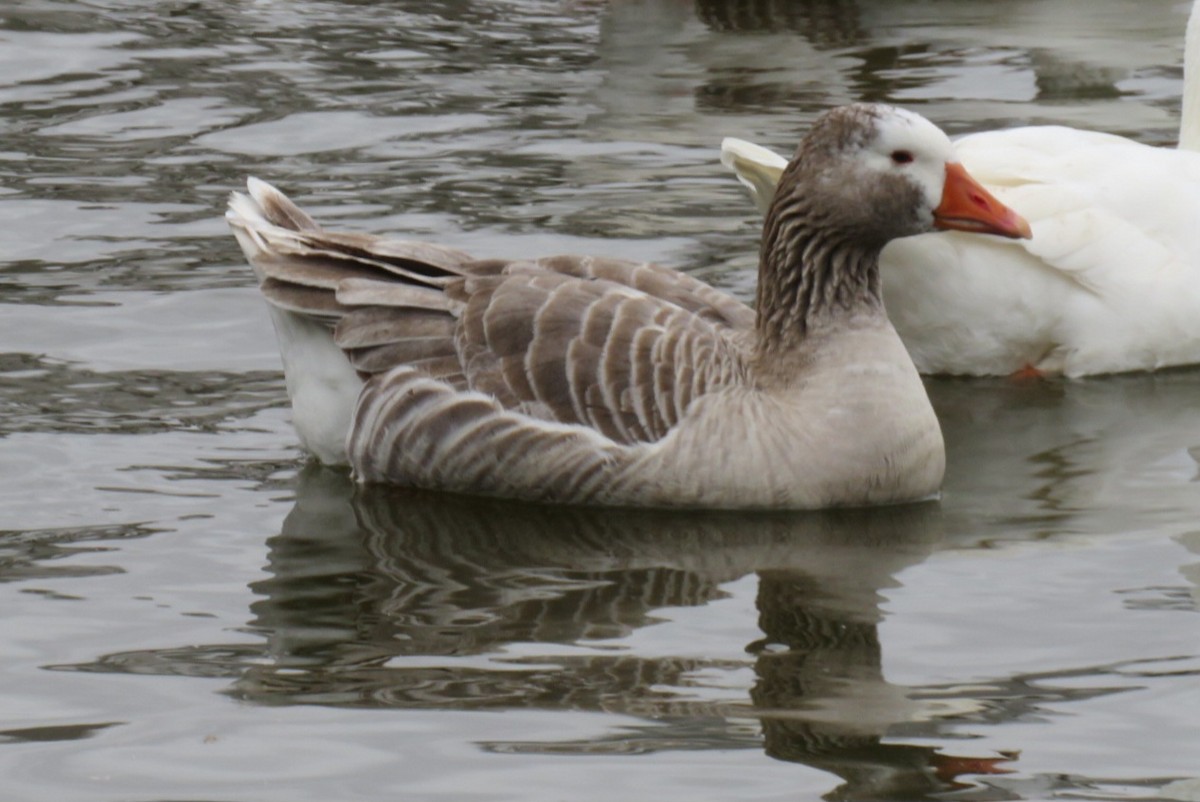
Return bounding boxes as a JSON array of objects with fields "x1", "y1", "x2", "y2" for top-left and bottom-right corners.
[
  {"x1": 229, "y1": 179, "x2": 755, "y2": 453},
  {"x1": 451, "y1": 262, "x2": 752, "y2": 445}
]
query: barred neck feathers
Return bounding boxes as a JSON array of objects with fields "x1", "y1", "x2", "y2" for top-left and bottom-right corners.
[
  {"x1": 754, "y1": 196, "x2": 886, "y2": 352},
  {"x1": 753, "y1": 104, "x2": 947, "y2": 356}
]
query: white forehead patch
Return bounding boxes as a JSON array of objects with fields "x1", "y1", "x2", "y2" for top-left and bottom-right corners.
[{"x1": 873, "y1": 106, "x2": 956, "y2": 160}]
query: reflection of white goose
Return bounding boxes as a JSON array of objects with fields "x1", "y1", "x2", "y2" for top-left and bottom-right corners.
[
  {"x1": 722, "y1": 1, "x2": 1200, "y2": 377},
  {"x1": 228, "y1": 104, "x2": 1026, "y2": 508}
]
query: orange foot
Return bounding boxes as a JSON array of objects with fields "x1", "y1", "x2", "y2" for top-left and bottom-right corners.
[
  {"x1": 931, "y1": 751, "x2": 1018, "y2": 784},
  {"x1": 1009, "y1": 363, "x2": 1046, "y2": 381}
]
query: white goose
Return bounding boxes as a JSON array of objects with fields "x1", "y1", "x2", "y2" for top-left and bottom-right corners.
[
  {"x1": 722, "y1": 2, "x2": 1200, "y2": 378},
  {"x1": 228, "y1": 104, "x2": 1028, "y2": 509}
]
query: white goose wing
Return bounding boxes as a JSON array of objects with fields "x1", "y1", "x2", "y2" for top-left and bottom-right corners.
[{"x1": 951, "y1": 127, "x2": 1196, "y2": 290}]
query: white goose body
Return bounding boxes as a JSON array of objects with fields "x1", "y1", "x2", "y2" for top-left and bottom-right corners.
[
  {"x1": 722, "y1": 1, "x2": 1200, "y2": 378},
  {"x1": 228, "y1": 104, "x2": 1027, "y2": 509},
  {"x1": 891, "y1": 128, "x2": 1200, "y2": 376}
]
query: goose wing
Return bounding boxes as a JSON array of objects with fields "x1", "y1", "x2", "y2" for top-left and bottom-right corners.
[
  {"x1": 228, "y1": 179, "x2": 755, "y2": 448},
  {"x1": 444, "y1": 256, "x2": 753, "y2": 445}
]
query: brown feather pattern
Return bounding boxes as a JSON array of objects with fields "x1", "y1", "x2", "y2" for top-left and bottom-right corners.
[{"x1": 233, "y1": 185, "x2": 754, "y2": 450}]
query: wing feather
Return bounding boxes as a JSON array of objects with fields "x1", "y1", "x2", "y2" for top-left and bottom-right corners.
[
  {"x1": 259, "y1": 278, "x2": 349, "y2": 322},
  {"x1": 335, "y1": 307, "x2": 455, "y2": 348},
  {"x1": 231, "y1": 181, "x2": 754, "y2": 450}
]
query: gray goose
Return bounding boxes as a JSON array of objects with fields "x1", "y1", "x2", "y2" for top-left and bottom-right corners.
[{"x1": 227, "y1": 103, "x2": 1029, "y2": 509}]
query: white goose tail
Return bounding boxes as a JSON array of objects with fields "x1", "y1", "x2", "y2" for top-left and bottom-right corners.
[
  {"x1": 1180, "y1": 0, "x2": 1200, "y2": 151},
  {"x1": 719, "y1": 137, "x2": 789, "y2": 214}
]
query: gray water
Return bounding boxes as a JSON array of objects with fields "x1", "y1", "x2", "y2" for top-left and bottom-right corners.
[{"x1": 2, "y1": 1, "x2": 1199, "y2": 800}]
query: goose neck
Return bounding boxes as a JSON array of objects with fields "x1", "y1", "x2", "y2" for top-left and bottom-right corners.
[{"x1": 753, "y1": 218, "x2": 885, "y2": 360}]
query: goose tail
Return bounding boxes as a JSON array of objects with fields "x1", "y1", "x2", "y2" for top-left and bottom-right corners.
[
  {"x1": 228, "y1": 177, "x2": 319, "y2": 271},
  {"x1": 225, "y1": 179, "x2": 363, "y2": 464},
  {"x1": 719, "y1": 137, "x2": 789, "y2": 215},
  {"x1": 225, "y1": 178, "x2": 482, "y2": 465},
  {"x1": 1181, "y1": 0, "x2": 1200, "y2": 151}
]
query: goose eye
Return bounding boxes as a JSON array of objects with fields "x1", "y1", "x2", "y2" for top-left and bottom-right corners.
[{"x1": 890, "y1": 150, "x2": 914, "y2": 165}]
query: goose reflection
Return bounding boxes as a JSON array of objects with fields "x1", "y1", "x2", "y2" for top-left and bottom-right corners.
[
  {"x1": 693, "y1": 0, "x2": 864, "y2": 44},
  {"x1": 928, "y1": 370, "x2": 1200, "y2": 539},
  {"x1": 238, "y1": 465, "x2": 1012, "y2": 799}
]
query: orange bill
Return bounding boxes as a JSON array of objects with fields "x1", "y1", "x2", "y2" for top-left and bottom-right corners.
[{"x1": 934, "y1": 162, "x2": 1032, "y2": 239}]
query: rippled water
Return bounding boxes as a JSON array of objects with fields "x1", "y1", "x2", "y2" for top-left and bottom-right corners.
[{"x1": 3, "y1": 1, "x2": 1200, "y2": 800}]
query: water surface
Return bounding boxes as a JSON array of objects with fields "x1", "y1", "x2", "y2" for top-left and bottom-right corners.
[{"x1": 2, "y1": 1, "x2": 1200, "y2": 800}]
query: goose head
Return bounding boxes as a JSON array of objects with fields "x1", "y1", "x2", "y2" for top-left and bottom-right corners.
[
  {"x1": 775, "y1": 103, "x2": 1031, "y2": 245},
  {"x1": 756, "y1": 104, "x2": 1030, "y2": 349}
]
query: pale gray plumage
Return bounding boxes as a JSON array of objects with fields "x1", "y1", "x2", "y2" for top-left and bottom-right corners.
[{"x1": 227, "y1": 103, "x2": 1029, "y2": 509}]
